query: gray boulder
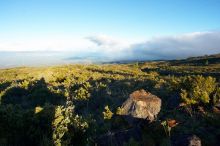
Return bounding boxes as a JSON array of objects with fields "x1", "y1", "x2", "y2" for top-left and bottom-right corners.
[{"x1": 120, "y1": 89, "x2": 161, "y2": 122}]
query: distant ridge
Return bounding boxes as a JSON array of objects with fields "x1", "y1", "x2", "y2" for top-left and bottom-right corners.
[{"x1": 169, "y1": 53, "x2": 220, "y2": 65}]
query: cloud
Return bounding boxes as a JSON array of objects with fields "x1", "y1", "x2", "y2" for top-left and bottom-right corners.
[
  {"x1": 85, "y1": 31, "x2": 220, "y2": 60},
  {"x1": 86, "y1": 35, "x2": 120, "y2": 47},
  {"x1": 0, "y1": 31, "x2": 220, "y2": 61},
  {"x1": 86, "y1": 34, "x2": 134, "y2": 60},
  {"x1": 122, "y1": 31, "x2": 220, "y2": 60},
  {"x1": 0, "y1": 36, "x2": 96, "y2": 52},
  {"x1": 86, "y1": 34, "x2": 132, "y2": 49}
]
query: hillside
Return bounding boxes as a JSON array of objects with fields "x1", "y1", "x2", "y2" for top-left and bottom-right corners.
[
  {"x1": 141, "y1": 54, "x2": 220, "y2": 78},
  {"x1": 0, "y1": 56, "x2": 220, "y2": 146},
  {"x1": 169, "y1": 53, "x2": 220, "y2": 66}
]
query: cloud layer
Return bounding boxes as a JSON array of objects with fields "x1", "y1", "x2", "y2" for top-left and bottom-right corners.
[
  {"x1": 0, "y1": 31, "x2": 220, "y2": 61},
  {"x1": 128, "y1": 31, "x2": 220, "y2": 60},
  {"x1": 87, "y1": 31, "x2": 220, "y2": 60}
]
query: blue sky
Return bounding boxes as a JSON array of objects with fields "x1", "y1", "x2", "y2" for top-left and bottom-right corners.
[
  {"x1": 0, "y1": 0, "x2": 220, "y2": 59},
  {"x1": 1, "y1": 0, "x2": 220, "y2": 37}
]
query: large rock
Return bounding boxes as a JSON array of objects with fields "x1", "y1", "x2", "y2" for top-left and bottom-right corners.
[{"x1": 120, "y1": 89, "x2": 161, "y2": 122}]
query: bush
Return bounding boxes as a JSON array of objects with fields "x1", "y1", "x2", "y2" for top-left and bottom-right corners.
[
  {"x1": 52, "y1": 105, "x2": 88, "y2": 146},
  {"x1": 71, "y1": 81, "x2": 91, "y2": 100},
  {"x1": 180, "y1": 76, "x2": 216, "y2": 105}
]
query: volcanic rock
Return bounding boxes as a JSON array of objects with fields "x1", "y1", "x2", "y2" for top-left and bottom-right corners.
[{"x1": 120, "y1": 89, "x2": 161, "y2": 122}]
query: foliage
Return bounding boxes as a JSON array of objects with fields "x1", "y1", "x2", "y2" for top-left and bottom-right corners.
[
  {"x1": 205, "y1": 60, "x2": 209, "y2": 65},
  {"x1": 0, "y1": 59, "x2": 220, "y2": 145},
  {"x1": 52, "y1": 105, "x2": 88, "y2": 146},
  {"x1": 18, "y1": 80, "x2": 30, "y2": 89},
  {"x1": 116, "y1": 107, "x2": 123, "y2": 115},
  {"x1": 71, "y1": 81, "x2": 91, "y2": 100},
  {"x1": 161, "y1": 119, "x2": 178, "y2": 137},
  {"x1": 161, "y1": 120, "x2": 172, "y2": 137},
  {"x1": 213, "y1": 87, "x2": 220, "y2": 105},
  {"x1": 103, "y1": 105, "x2": 113, "y2": 120},
  {"x1": 180, "y1": 76, "x2": 216, "y2": 105},
  {"x1": 35, "y1": 106, "x2": 43, "y2": 114}
]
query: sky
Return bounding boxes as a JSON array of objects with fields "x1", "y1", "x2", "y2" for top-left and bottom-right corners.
[{"x1": 0, "y1": 0, "x2": 220, "y2": 59}]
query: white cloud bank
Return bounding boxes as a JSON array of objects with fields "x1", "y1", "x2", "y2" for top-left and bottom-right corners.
[
  {"x1": 127, "y1": 31, "x2": 220, "y2": 60},
  {"x1": 87, "y1": 31, "x2": 220, "y2": 60},
  {"x1": 0, "y1": 31, "x2": 220, "y2": 60},
  {"x1": 0, "y1": 36, "x2": 96, "y2": 52}
]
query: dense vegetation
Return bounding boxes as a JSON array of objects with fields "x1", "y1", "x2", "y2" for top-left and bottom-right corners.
[{"x1": 0, "y1": 54, "x2": 220, "y2": 146}]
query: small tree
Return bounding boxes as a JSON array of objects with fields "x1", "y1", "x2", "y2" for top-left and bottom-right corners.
[
  {"x1": 205, "y1": 60, "x2": 209, "y2": 65},
  {"x1": 134, "y1": 62, "x2": 139, "y2": 68}
]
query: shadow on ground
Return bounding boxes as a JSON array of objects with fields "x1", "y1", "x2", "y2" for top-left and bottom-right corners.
[{"x1": 0, "y1": 78, "x2": 66, "y2": 146}]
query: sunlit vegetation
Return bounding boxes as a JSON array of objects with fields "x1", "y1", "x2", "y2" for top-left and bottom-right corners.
[
  {"x1": 180, "y1": 76, "x2": 216, "y2": 105},
  {"x1": 0, "y1": 54, "x2": 220, "y2": 145}
]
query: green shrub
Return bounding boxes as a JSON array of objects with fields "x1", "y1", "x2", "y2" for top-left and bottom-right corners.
[
  {"x1": 71, "y1": 81, "x2": 91, "y2": 100},
  {"x1": 52, "y1": 105, "x2": 88, "y2": 146},
  {"x1": 180, "y1": 76, "x2": 216, "y2": 105}
]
